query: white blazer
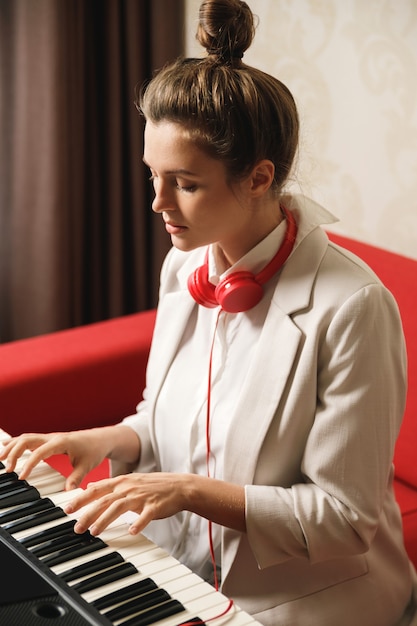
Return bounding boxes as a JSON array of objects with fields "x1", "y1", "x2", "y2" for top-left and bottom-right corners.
[{"x1": 116, "y1": 195, "x2": 417, "y2": 626}]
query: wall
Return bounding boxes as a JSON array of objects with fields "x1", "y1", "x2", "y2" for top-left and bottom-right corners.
[{"x1": 185, "y1": 0, "x2": 417, "y2": 259}]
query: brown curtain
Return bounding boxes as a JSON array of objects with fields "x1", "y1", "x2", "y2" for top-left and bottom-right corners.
[{"x1": 0, "y1": 0, "x2": 184, "y2": 342}]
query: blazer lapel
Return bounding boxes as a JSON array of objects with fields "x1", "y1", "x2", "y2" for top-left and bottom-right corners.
[
  {"x1": 145, "y1": 246, "x2": 206, "y2": 403},
  {"x1": 223, "y1": 304, "x2": 301, "y2": 485},
  {"x1": 223, "y1": 225, "x2": 329, "y2": 487},
  {"x1": 145, "y1": 291, "x2": 196, "y2": 401}
]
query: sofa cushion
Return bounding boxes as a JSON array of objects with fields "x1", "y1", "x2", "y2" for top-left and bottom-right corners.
[
  {"x1": 394, "y1": 478, "x2": 417, "y2": 567},
  {"x1": 395, "y1": 478, "x2": 417, "y2": 517},
  {"x1": 0, "y1": 310, "x2": 157, "y2": 436}
]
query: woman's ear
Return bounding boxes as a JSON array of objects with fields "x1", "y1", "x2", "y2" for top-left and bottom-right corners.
[{"x1": 248, "y1": 160, "x2": 275, "y2": 197}]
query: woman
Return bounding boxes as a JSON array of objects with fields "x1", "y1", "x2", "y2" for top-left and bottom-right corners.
[{"x1": 2, "y1": 1, "x2": 417, "y2": 624}]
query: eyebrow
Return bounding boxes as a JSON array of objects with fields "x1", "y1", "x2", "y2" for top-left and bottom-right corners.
[{"x1": 142, "y1": 158, "x2": 198, "y2": 177}]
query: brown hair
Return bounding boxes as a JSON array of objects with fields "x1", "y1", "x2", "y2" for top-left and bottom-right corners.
[{"x1": 137, "y1": 0, "x2": 299, "y2": 193}]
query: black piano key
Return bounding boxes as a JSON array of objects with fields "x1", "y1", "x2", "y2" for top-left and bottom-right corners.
[
  {"x1": 119, "y1": 598, "x2": 185, "y2": 626},
  {"x1": 178, "y1": 620, "x2": 206, "y2": 625},
  {"x1": 0, "y1": 496, "x2": 55, "y2": 524},
  {"x1": 72, "y1": 561, "x2": 138, "y2": 594},
  {"x1": 60, "y1": 551, "x2": 125, "y2": 583},
  {"x1": 91, "y1": 578, "x2": 158, "y2": 611},
  {"x1": 3, "y1": 506, "x2": 67, "y2": 533},
  {"x1": 19, "y1": 519, "x2": 76, "y2": 547},
  {"x1": 0, "y1": 484, "x2": 40, "y2": 507},
  {"x1": 104, "y1": 588, "x2": 171, "y2": 622},
  {"x1": 0, "y1": 470, "x2": 19, "y2": 482},
  {"x1": 30, "y1": 531, "x2": 93, "y2": 557},
  {"x1": 41, "y1": 535, "x2": 107, "y2": 567},
  {"x1": 0, "y1": 477, "x2": 27, "y2": 492},
  {"x1": 0, "y1": 461, "x2": 4, "y2": 469}
]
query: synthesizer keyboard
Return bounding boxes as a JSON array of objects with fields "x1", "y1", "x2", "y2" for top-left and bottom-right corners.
[{"x1": 0, "y1": 429, "x2": 260, "y2": 626}]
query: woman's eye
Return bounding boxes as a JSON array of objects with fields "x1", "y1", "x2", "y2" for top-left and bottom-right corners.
[
  {"x1": 176, "y1": 182, "x2": 196, "y2": 192},
  {"x1": 175, "y1": 180, "x2": 197, "y2": 193},
  {"x1": 148, "y1": 173, "x2": 196, "y2": 193}
]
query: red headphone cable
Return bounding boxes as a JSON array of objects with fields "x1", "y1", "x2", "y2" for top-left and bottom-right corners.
[
  {"x1": 206, "y1": 310, "x2": 222, "y2": 591},
  {"x1": 179, "y1": 310, "x2": 236, "y2": 626}
]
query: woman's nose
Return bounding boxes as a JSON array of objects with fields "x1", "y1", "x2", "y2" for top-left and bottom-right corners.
[{"x1": 151, "y1": 181, "x2": 175, "y2": 214}]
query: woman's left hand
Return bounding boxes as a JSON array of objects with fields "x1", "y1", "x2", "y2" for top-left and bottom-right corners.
[{"x1": 65, "y1": 472, "x2": 190, "y2": 536}]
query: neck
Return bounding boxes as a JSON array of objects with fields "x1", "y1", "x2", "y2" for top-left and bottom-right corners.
[{"x1": 215, "y1": 200, "x2": 285, "y2": 270}]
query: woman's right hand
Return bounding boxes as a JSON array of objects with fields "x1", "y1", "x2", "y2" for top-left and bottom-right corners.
[{"x1": 0, "y1": 429, "x2": 111, "y2": 491}]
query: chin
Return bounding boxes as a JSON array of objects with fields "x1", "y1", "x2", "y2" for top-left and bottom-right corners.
[{"x1": 171, "y1": 237, "x2": 199, "y2": 252}]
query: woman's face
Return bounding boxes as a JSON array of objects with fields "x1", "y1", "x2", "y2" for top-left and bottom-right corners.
[{"x1": 143, "y1": 120, "x2": 262, "y2": 266}]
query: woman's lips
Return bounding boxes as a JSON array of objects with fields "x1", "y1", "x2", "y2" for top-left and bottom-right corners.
[{"x1": 165, "y1": 222, "x2": 187, "y2": 235}]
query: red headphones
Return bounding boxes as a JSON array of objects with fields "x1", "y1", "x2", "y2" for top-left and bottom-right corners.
[{"x1": 187, "y1": 206, "x2": 297, "y2": 313}]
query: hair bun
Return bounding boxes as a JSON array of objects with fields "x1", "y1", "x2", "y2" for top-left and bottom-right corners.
[{"x1": 196, "y1": 0, "x2": 255, "y2": 63}]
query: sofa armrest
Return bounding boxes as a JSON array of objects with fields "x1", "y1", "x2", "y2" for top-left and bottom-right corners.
[{"x1": 0, "y1": 310, "x2": 156, "y2": 437}]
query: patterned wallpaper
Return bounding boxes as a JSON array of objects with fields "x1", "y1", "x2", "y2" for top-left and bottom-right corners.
[{"x1": 185, "y1": 0, "x2": 417, "y2": 259}]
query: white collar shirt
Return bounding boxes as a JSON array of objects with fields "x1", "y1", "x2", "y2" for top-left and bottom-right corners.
[{"x1": 145, "y1": 218, "x2": 288, "y2": 582}]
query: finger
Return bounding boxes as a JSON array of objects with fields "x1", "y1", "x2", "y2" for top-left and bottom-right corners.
[
  {"x1": 5, "y1": 439, "x2": 44, "y2": 475},
  {"x1": 66, "y1": 457, "x2": 105, "y2": 491},
  {"x1": 0, "y1": 437, "x2": 33, "y2": 471},
  {"x1": 17, "y1": 442, "x2": 58, "y2": 480},
  {"x1": 88, "y1": 498, "x2": 132, "y2": 536},
  {"x1": 73, "y1": 494, "x2": 127, "y2": 535},
  {"x1": 63, "y1": 479, "x2": 113, "y2": 517},
  {"x1": 64, "y1": 495, "x2": 103, "y2": 533},
  {"x1": 64, "y1": 477, "x2": 130, "y2": 533},
  {"x1": 0, "y1": 444, "x2": 17, "y2": 470},
  {"x1": 65, "y1": 468, "x2": 85, "y2": 492},
  {"x1": 0, "y1": 438, "x2": 13, "y2": 459},
  {"x1": 128, "y1": 509, "x2": 152, "y2": 535},
  {"x1": 64, "y1": 490, "x2": 94, "y2": 516},
  {"x1": 86, "y1": 477, "x2": 119, "y2": 494},
  {"x1": 1, "y1": 434, "x2": 50, "y2": 476}
]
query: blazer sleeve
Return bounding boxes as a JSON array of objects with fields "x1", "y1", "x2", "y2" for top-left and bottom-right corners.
[
  {"x1": 245, "y1": 282, "x2": 407, "y2": 568},
  {"x1": 110, "y1": 249, "x2": 179, "y2": 478}
]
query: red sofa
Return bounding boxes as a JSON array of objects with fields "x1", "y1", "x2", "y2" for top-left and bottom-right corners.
[{"x1": 0, "y1": 233, "x2": 416, "y2": 568}]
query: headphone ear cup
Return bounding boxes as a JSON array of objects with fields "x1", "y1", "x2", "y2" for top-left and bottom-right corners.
[
  {"x1": 187, "y1": 265, "x2": 218, "y2": 308},
  {"x1": 215, "y1": 271, "x2": 264, "y2": 313}
]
